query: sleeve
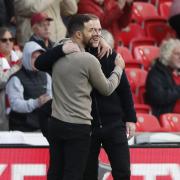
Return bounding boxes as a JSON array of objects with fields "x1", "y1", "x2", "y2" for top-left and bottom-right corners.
[
  {"x1": 34, "y1": 44, "x2": 65, "y2": 73},
  {"x1": 14, "y1": 0, "x2": 59, "y2": 17},
  {"x1": 118, "y1": 2, "x2": 133, "y2": 28},
  {"x1": 60, "y1": 0, "x2": 78, "y2": 16},
  {"x1": 88, "y1": 55, "x2": 123, "y2": 96},
  {"x1": 6, "y1": 76, "x2": 39, "y2": 113},
  {"x1": 103, "y1": 0, "x2": 123, "y2": 27},
  {"x1": 116, "y1": 71, "x2": 137, "y2": 123}
]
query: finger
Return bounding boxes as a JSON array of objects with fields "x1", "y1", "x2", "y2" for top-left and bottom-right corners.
[
  {"x1": 98, "y1": 45, "x2": 101, "y2": 55},
  {"x1": 128, "y1": 130, "x2": 135, "y2": 140},
  {"x1": 110, "y1": 48, "x2": 113, "y2": 54},
  {"x1": 99, "y1": 50, "x2": 105, "y2": 59},
  {"x1": 106, "y1": 49, "x2": 110, "y2": 58}
]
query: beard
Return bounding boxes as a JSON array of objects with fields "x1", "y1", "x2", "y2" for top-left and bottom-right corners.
[{"x1": 86, "y1": 36, "x2": 100, "y2": 49}]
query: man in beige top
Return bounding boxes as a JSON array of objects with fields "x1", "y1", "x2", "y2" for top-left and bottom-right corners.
[{"x1": 43, "y1": 14, "x2": 125, "y2": 180}]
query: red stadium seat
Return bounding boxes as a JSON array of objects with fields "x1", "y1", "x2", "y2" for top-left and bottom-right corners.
[
  {"x1": 125, "y1": 68, "x2": 148, "y2": 91},
  {"x1": 134, "y1": 104, "x2": 151, "y2": 114},
  {"x1": 159, "y1": 113, "x2": 180, "y2": 132},
  {"x1": 136, "y1": 113, "x2": 164, "y2": 132},
  {"x1": 144, "y1": 17, "x2": 176, "y2": 45},
  {"x1": 125, "y1": 68, "x2": 148, "y2": 103},
  {"x1": 132, "y1": 2, "x2": 159, "y2": 24},
  {"x1": 116, "y1": 46, "x2": 142, "y2": 68},
  {"x1": 158, "y1": 1, "x2": 172, "y2": 19},
  {"x1": 118, "y1": 23, "x2": 145, "y2": 47},
  {"x1": 130, "y1": 37, "x2": 156, "y2": 53},
  {"x1": 151, "y1": 0, "x2": 173, "y2": 6},
  {"x1": 133, "y1": 45, "x2": 160, "y2": 70}
]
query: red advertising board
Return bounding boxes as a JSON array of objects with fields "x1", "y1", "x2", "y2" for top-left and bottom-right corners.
[
  {"x1": 0, "y1": 148, "x2": 49, "y2": 180},
  {"x1": 99, "y1": 148, "x2": 180, "y2": 180},
  {"x1": 0, "y1": 147, "x2": 180, "y2": 180}
]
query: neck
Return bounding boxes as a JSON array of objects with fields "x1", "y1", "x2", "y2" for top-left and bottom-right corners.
[
  {"x1": 34, "y1": 35, "x2": 49, "y2": 47},
  {"x1": 71, "y1": 37, "x2": 85, "y2": 52},
  {"x1": 2, "y1": 51, "x2": 11, "y2": 62},
  {"x1": 44, "y1": 39, "x2": 49, "y2": 47}
]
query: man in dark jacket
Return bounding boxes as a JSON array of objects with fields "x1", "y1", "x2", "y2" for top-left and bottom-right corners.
[
  {"x1": 83, "y1": 20, "x2": 136, "y2": 180},
  {"x1": 145, "y1": 38, "x2": 180, "y2": 118}
]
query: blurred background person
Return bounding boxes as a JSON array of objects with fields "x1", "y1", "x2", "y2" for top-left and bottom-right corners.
[
  {"x1": 6, "y1": 41, "x2": 52, "y2": 132},
  {"x1": 30, "y1": 12, "x2": 54, "y2": 50},
  {"x1": 78, "y1": 0, "x2": 133, "y2": 48},
  {"x1": 0, "y1": 27, "x2": 21, "y2": 130},
  {"x1": 0, "y1": 0, "x2": 16, "y2": 36},
  {"x1": 169, "y1": 0, "x2": 180, "y2": 39},
  {"x1": 145, "y1": 38, "x2": 180, "y2": 118},
  {"x1": 14, "y1": 0, "x2": 78, "y2": 47}
]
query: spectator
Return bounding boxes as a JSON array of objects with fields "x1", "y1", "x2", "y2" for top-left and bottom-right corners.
[
  {"x1": 30, "y1": 12, "x2": 54, "y2": 50},
  {"x1": 169, "y1": 0, "x2": 180, "y2": 38},
  {"x1": 101, "y1": 29, "x2": 115, "y2": 49},
  {"x1": 173, "y1": 69, "x2": 180, "y2": 113},
  {"x1": 0, "y1": 27, "x2": 21, "y2": 130},
  {"x1": 145, "y1": 38, "x2": 180, "y2": 117},
  {"x1": 0, "y1": 0, "x2": 16, "y2": 35},
  {"x1": 78, "y1": 0, "x2": 133, "y2": 48},
  {"x1": 14, "y1": 0, "x2": 78, "y2": 47},
  {"x1": 6, "y1": 41, "x2": 52, "y2": 132}
]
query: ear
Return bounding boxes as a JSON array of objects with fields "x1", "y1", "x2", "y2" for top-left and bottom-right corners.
[
  {"x1": 75, "y1": 31, "x2": 83, "y2": 40},
  {"x1": 32, "y1": 24, "x2": 38, "y2": 33}
]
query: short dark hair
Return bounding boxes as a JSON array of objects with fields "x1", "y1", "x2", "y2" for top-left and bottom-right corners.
[
  {"x1": 84, "y1": 13, "x2": 99, "y2": 20},
  {"x1": 67, "y1": 14, "x2": 92, "y2": 37}
]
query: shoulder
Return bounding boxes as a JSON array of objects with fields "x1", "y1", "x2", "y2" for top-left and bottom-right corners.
[
  {"x1": 7, "y1": 76, "x2": 21, "y2": 88},
  {"x1": 71, "y1": 51, "x2": 99, "y2": 62}
]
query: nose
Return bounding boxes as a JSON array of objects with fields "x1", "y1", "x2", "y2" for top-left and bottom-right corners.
[{"x1": 93, "y1": 29, "x2": 101, "y2": 36}]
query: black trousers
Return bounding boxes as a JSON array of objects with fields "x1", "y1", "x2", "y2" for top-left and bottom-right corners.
[
  {"x1": 83, "y1": 125, "x2": 130, "y2": 180},
  {"x1": 47, "y1": 117, "x2": 91, "y2": 180}
]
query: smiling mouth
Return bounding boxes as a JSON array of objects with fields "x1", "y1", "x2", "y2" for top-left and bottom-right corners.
[{"x1": 92, "y1": 37, "x2": 100, "y2": 41}]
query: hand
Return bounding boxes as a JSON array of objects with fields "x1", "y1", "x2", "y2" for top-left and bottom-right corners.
[
  {"x1": 115, "y1": 53, "x2": 125, "y2": 69},
  {"x1": 62, "y1": 40, "x2": 80, "y2": 54},
  {"x1": 38, "y1": 94, "x2": 51, "y2": 107},
  {"x1": 98, "y1": 38, "x2": 112, "y2": 59},
  {"x1": 126, "y1": 122, "x2": 136, "y2": 140}
]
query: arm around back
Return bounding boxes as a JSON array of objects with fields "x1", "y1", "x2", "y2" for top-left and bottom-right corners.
[{"x1": 34, "y1": 44, "x2": 65, "y2": 73}]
